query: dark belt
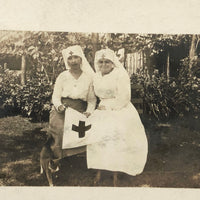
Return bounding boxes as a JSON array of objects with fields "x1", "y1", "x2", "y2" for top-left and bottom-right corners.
[{"x1": 61, "y1": 97, "x2": 87, "y2": 113}]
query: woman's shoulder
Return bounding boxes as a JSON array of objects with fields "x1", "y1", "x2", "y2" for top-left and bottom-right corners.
[
  {"x1": 54, "y1": 70, "x2": 71, "y2": 84},
  {"x1": 93, "y1": 69, "x2": 120, "y2": 79},
  {"x1": 115, "y1": 67, "x2": 129, "y2": 78},
  {"x1": 105, "y1": 67, "x2": 128, "y2": 79},
  {"x1": 93, "y1": 71, "x2": 102, "y2": 81},
  {"x1": 56, "y1": 70, "x2": 70, "y2": 80},
  {"x1": 82, "y1": 72, "x2": 94, "y2": 82}
]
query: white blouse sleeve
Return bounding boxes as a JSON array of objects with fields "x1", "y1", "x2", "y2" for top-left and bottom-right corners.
[
  {"x1": 52, "y1": 73, "x2": 63, "y2": 110},
  {"x1": 86, "y1": 82, "x2": 97, "y2": 113},
  {"x1": 106, "y1": 70, "x2": 131, "y2": 110}
]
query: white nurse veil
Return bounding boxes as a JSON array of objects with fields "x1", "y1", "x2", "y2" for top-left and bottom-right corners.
[
  {"x1": 94, "y1": 48, "x2": 127, "y2": 74},
  {"x1": 62, "y1": 45, "x2": 94, "y2": 77}
]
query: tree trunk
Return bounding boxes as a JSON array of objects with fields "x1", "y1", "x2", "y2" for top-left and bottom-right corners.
[
  {"x1": 105, "y1": 33, "x2": 111, "y2": 46},
  {"x1": 167, "y1": 51, "x2": 170, "y2": 81},
  {"x1": 21, "y1": 54, "x2": 26, "y2": 85},
  {"x1": 189, "y1": 35, "x2": 197, "y2": 68},
  {"x1": 42, "y1": 65, "x2": 50, "y2": 83},
  {"x1": 3, "y1": 63, "x2": 8, "y2": 70},
  {"x1": 52, "y1": 63, "x2": 55, "y2": 84},
  {"x1": 91, "y1": 33, "x2": 99, "y2": 71},
  {"x1": 124, "y1": 48, "x2": 127, "y2": 69}
]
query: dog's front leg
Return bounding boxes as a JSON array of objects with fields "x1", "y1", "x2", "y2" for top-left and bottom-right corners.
[
  {"x1": 40, "y1": 158, "x2": 54, "y2": 186},
  {"x1": 113, "y1": 172, "x2": 118, "y2": 187},
  {"x1": 94, "y1": 170, "x2": 101, "y2": 186},
  {"x1": 46, "y1": 167, "x2": 53, "y2": 187}
]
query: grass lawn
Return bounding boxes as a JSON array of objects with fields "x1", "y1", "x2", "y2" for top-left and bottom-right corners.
[{"x1": 0, "y1": 115, "x2": 200, "y2": 187}]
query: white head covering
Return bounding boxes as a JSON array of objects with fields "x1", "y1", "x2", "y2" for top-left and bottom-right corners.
[
  {"x1": 94, "y1": 48, "x2": 126, "y2": 73},
  {"x1": 62, "y1": 45, "x2": 94, "y2": 77}
]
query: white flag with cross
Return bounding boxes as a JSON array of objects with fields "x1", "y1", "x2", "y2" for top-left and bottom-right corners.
[
  {"x1": 62, "y1": 108, "x2": 92, "y2": 149},
  {"x1": 62, "y1": 107, "x2": 117, "y2": 149}
]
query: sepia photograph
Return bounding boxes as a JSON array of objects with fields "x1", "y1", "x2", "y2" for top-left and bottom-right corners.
[
  {"x1": 0, "y1": 0, "x2": 200, "y2": 199},
  {"x1": 0, "y1": 30, "x2": 199, "y2": 188}
]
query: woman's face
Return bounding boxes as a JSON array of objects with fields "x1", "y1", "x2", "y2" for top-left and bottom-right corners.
[
  {"x1": 67, "y1": 55, "x2": 82, "y2": 70},
  {"x1": 98, "y1": 58, "x2": 114, "y2": 75}
]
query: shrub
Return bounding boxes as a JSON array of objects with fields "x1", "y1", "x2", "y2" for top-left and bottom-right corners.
[
  {"x1": 0, "y1": 61, "x2": 199, "y2": 123},
  {"x1": 131, "y1": 64, "x2": 200, "y2": 122},
  {"x1": 0, "y1": 66, "x2": 21, "y2": 117},
  {"x1": 0, "y1": 66, "x2": 53, "y2": 121},
  {"x1": 174, "y1": 57, "x2": 200, "y2": 119},
  {"x1": 16, "y1": 69, "x2": 53, "y2": 121}
]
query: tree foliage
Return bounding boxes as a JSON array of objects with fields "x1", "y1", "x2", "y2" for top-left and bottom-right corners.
[
  {"x1": 0, "y1": 31, "x2": 98, "y2": 81},
  {"x1": 108, "y1": 33, "x2": 191, "y2": 55},
  {"x1": 0, "y1": 31, "x2": 199, "y2": 122}
]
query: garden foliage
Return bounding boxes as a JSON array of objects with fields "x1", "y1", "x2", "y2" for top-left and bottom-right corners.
[
  {"x1": 0, "y1": 32, "x2": 199, "y2": 122},
  {"x1": 0, "y1": 65, "x2": 53, "y2": 121},
  {"x1": 0, "y1": 60, "x2": 199, "y2": 122},
  {"x1": 131, "y1": 59, "x2": 200, "y2": 121}
]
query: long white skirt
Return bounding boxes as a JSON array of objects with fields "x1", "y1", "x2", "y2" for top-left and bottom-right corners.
[{"x1": 86, "y1": 103, "x2": 148, "y2": 176}]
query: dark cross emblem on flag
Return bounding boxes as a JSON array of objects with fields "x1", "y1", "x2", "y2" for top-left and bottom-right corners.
[
  {"x1": 69, "y1": 51, "x2": 74, "y2": 56},
  {"x1": 72, "y1": 121, "x2": 92, "y2": 138}
]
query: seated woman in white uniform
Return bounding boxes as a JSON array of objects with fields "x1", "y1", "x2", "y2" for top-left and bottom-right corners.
[
  {"x1": 86, "y1": 48, "x2": 148, "y2": 185},
  {"x1": 48, "y1": 45, "x2": 96, "y2": 160}
]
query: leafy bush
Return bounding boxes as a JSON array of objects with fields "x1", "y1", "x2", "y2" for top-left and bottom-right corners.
[
  {"x1": 131, "y1": 63, "x2": 200, "y2": 122},
  {"x1": 0, "y1": 58, "x2": 199, "y2": 123},
  {"x1": 17, "y1": 69, "x2": 53, "y2": 121},
  {"x1": 131, "y1": 69, "x2": 171, "y2": 121},
  {"x1": 0, "y1": 66, "x2": 21, "y2": 117},
  {"x1": 0, "y1": 66, "x2": 53, "y2": 121},
  {"x1": 174, "y1": 57, "x2": 200, "y2": 119}
]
